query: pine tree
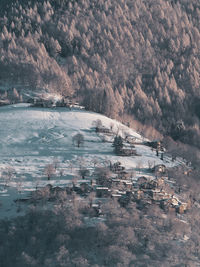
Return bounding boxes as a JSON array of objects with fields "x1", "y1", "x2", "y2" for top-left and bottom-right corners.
[{"x1": 112, "y1": 136, "x2": 123, "y2": 155}]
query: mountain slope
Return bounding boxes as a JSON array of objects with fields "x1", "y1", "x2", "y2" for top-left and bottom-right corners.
[{"x1": 0, "y1": 103, "x2": 183, "y2": 218}]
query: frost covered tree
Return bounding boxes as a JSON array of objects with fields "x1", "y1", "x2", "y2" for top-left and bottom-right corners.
[
  {"x1": 1, "y1": 166, "x2": 15, "y2": 187},
  {"x1": 72, "y1": 133, "x2": 84, "y2": 148},
  {"x1": 92, "y1": 119, "x2": 102, "y2": 132},
  {"x1": 78, "y1": 167, "x2": 89, "y2": 179},
  {"x1": 44, "y1": 163, "x2": 56, "y2": 180}
]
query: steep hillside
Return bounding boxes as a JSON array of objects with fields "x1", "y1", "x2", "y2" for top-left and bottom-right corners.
[
  {"x1": 0, "y1": 104, "x2": 200, "y2": 266},
  {"x1": 0, "y1": 103, "x2": 184, "y2": 218},
  {"x1": 0, "y1": 0, "x2": 199, "y2": 148}
]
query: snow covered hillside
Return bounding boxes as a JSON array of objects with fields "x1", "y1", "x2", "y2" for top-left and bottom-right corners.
[{"x1": 0, "y1": 104, "x2": 183, "y2": 218}]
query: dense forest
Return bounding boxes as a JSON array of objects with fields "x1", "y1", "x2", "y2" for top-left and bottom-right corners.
[{"x1": 0, "y1": 0, "x2": 200, "y2": 148}]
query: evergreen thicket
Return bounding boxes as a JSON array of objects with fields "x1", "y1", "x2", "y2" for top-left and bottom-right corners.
[{"x1": 0, "y1": 0, "x2": 200, "y2": 147}]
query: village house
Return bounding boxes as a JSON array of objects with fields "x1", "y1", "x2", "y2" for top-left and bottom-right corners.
[
  {"x1": 140, "y1": 180, "x2": 155, "y2": 190},
  {"x1": 32, "y1": 97, "x2": 56, "y2": 108},
  {"x1": 117, "y1": 170, "x2": 130, "y2": 179},
  {"x1": 152, "y1": 177, "x2": 165, "y2": 188},
  {"x1": 137, "y1": 176, "x2": 148, "y2": 186},
  {"x1": 32, "y1": 96, "x2": 73, "y2": 108},
  {"x1": 119, "y1": 144, "x2": 139, "y2": 156},
  {"x1": 118, "y1": 194, "x2": 131, "y2": 207},
  {"x1": 96, "y1": 126, "x2": 112, "y2": 134},
  {"x1": 79, "y1": 183, "x2": 93, "y2": 195},
  {"x1": 123, "y1": 180, "x2": 133, "y2": 191},
  {"x1": 111, "y1": 178, "x2": 133, "y2": 191},
  {"x1": 134, "y1": 189, "x2": 144, "y2": 200},
  {"x1": 160, "y1": 199, "x2": 176, "y2": 212},
  {"x1": 149, "y1": 189, "x2": 171, "y2": 201},
  {"x1": 91, "y1": 203, "x2": 102, "y2": 217},
  {"x1": 111, "y1": 179, "x2": 123, "y2": 188},
  {"x1": 110, "y1": 161, "x2": 125, "y2": 172},
  {"x1": 96, "y1": 187, "x2": 111, "y2": 198},
  {"x1": 96, "y1": 176, "x2": 112, "y2": 187},
  {"x1": 112, "y1": 135, "x2": 139, "y2": 156},
  {"x1": 132, "y1": 175, "x2": 191, "y2": 214},
  {"x1": 111, "y1": 193, "x2": 122, "y2": 199},
  {"x1": 145, "y1": 140, "x2": 165, "y2": 151},
  {"x1": 90, "y1": 179, "x2": 96, "y2": 186},
  {"x1": 177, "y1": 201, "x2": 191, "y2": 214},
  {"x1": 115, "y1": 189, "x2": 126, "y2": 196}
]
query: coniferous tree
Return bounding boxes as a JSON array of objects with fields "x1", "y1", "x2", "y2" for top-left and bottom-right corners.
[{"x1": 112, "y1": 136, "x2": 123, "y2": 155}]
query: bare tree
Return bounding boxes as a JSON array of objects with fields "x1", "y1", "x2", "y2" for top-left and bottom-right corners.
[
  {"x1": 91, "y1": 157, "x2": 99, "y2": 168},
  {"x1": 72, "y1": 177, "x2": 78, "y2": 188},
  {"x1": 79, "y1": 167, "x2": 90, "y2": 179},
  {"x1": 92, "y1": 119, "x2": 102, "y2": 132},
  {"x1": 110, "y1": 122, "x2": 114, "y2": 131},
  {"x1": 1, "y1": 166, "x2": 15, "y2": 187},
  {"x1": 87, "y1": 191, "x2": 96, "y2": 206},
  {"x1": 115, "y1": 125, "x2": 124, "y2": 137},
  {"x1": 59, "y1": 169, "x2": 64, "y2": 177},
  {"x1": 148, "y1": 160, "x2": 154, "y2": 170},
  {"x1": 40, "y1": 186, "x2": 51, "y2": 206},
  {"x1": 53, "y1": 158, "x2": 60, "y2": 170},
  {"x1": 35, "y1": 175, "x2": 41, "y2": 190},
  {"x1": 68, "y1": 160, "x2": 74, "y2": 173},
  {"x1": 95, "y1": 167, "x2": 111, "y2": 187},
  {"x1": 102, "y1": 156, "x2": 111, "y2": 168},
  {"x1": 99, "y1": 134, "x2": 108, "y2": 143},
  {"x1": 44, "y1": 163, "x2": 56, "y2": 180},
  {"x1": 72, "y1": 133, "x2": 84, "y2": 147},
  {"x1": 16, "y1": 176, "x2": 23, "y2": 212},
  {"x1": 77, "y1": 156, "x2": 86, "y2": 169},
  {"x1": 136, "y1": 161, "x2": 143, "y2": 174}
]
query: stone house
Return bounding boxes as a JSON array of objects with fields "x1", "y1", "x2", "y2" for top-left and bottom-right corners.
[{"x1": 96, "y1": 187, "x2": 111, "y2": 198}]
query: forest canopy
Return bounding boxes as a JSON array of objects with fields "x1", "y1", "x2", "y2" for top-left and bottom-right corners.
[{"x1": 0, "y1": 0, "x2": 200, "y2": 147}]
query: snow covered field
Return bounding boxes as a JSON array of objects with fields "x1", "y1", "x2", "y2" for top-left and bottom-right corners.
[{"x1": 0, "y1": 104, "x2": 183, "y2": 218}]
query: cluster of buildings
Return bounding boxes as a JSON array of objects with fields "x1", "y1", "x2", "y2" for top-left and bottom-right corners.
[
  {"x1": 30, "y1": 122, "x2": 191, "y2": 217},
  {"x1": 30, "y1": 96, "x2": 75, "y2": 108},
  {"x1": 69, "y1": 126, "x2": 191, "y2": 215},
  {"x1": 89, "y1": 162, "x2": 191, "y2": 215},
  {"x1": 132, "y1": 175, "x2": 191, "y2": 214},
  {"x1": 30, "y1": 159, "x2": 191, "y2": 217}
]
